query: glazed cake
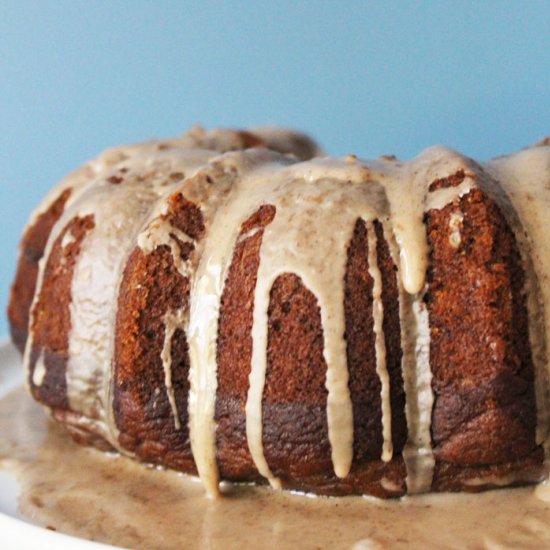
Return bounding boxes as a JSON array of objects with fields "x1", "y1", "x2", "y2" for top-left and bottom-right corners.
[{"x1": 8, "y1": 128, "x2": 550, "y2": 498}]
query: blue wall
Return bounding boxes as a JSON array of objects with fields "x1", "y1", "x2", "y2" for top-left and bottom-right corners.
[{"x1": 1, "y1": 0, "x2": 550, "y2": 336}]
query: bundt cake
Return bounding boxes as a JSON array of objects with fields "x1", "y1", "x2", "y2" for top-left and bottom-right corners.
[{"x1": 8, "y1": 127, "x2": 550, "y2": 499}]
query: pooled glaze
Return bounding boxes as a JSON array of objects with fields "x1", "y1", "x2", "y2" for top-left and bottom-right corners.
[{"x1": 2, "y1": 387, "x2": 550, "y2": 549}]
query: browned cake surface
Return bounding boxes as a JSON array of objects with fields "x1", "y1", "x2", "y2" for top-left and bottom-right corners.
[
  {"x1": 47, "y1": 185, "x2": 544, "y2": 494},
  {"x1": 8, "y1": 188, "x2": 72, "y2": 353}
]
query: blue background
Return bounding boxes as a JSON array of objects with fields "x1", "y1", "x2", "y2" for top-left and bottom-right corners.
[{"x1": 1, "y1": 0, "x2": 549, "y2": 337}]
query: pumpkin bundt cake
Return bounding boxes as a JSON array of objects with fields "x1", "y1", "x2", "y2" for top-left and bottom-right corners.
[{"x1": 8, "y1": 127, "x2": 550, "y2": 498}]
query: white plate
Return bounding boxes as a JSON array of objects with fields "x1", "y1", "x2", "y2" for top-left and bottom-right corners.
[{"x1": 0, "y1": 338, "x2": 118, "y2": 550}]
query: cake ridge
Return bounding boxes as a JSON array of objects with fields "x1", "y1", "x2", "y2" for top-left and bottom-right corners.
[{"x1": 486, "y1": 145, "x2": 550, "y2": 450}]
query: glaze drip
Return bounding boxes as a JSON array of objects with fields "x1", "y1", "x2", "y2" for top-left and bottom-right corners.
[
  {"x1": 366, "y1": 221, "x2": 393, "y2": 462},
  {"x1": 161, "y1": 308, "x2": 187, "y2": 430}
]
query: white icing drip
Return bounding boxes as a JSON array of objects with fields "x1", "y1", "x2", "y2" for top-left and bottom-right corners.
[
  {"x1": 286, "y1": 148, "x2": 477, "y2": 295},
  {"x1": 426, "y1": 177, "x2": 475, "y2": 210},
  {"x1": 383, "y1": 226, "x2": 423, "y2": 490},
  {"x1": 161, "y1": 309, "x2": 186, "y2": 431},
  {"x1": 187, "y1": 266, "x2": 223, "y2": 496},
  {"x1": 375, "y1": 150, "x2": 470, "y2": 294},
  {"x1": 60, "y1": 226, "x2": 78, "y2": 249},
  {"x1": 366, "y1": 221, "x2": 392, "y2": 462},
  {"x1": 245, "y1": 175, "x2": 385, "y2": 483}
]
